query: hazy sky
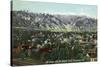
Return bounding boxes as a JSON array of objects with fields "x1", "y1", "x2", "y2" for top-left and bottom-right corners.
[{"x1": 12, "y1": 0, "x2": 97, "y2": 18}]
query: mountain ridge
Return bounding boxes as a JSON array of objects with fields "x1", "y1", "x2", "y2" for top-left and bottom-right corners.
[{"x1": 12, "y1": 11, "x2": 97, "y2": 32}]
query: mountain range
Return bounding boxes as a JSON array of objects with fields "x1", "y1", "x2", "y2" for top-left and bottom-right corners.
[{"x1": 12, "y1": 11, "x2": 97, "y2": 32}]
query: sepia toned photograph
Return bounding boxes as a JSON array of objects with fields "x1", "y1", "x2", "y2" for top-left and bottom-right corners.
[{"x1": 11, "y1": 0, "x2": 97, "y2": 66}]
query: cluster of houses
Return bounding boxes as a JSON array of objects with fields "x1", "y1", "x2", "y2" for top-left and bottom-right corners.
[{"x1": 12, "y1": 31, "x2": 97, "y2": 62}]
